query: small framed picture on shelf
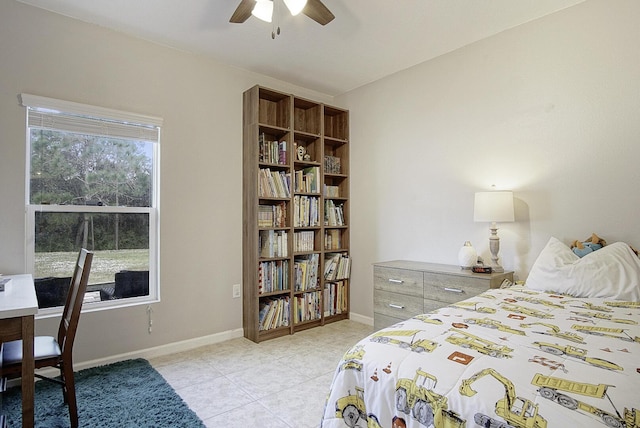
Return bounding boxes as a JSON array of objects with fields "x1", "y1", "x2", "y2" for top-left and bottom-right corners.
[{"x1": 324, "y1": 155, "x2": 341, "y2": 174}]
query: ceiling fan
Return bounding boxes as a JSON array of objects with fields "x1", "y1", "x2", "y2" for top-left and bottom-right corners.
[{"x1": 230, "y1": 0, "x2": 335, "y2": 26}]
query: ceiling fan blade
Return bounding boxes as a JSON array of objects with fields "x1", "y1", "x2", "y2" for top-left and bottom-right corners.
[
  {"x1": 230, "y1": 0, "x2": 255, "y2": 23},
  {"x1": 302, "y1": 0, "x2": 335, "y2": 25}
]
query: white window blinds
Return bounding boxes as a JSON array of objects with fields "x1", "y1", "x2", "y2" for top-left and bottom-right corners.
[{"x1": 20, "y1": 94, "x2": 163, "y2": 142}]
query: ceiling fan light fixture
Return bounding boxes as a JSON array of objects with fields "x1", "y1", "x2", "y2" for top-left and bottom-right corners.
[
  {"x1": 283, "y1": 0, "x2": 308, "y2": 16},
  {"x1": 252, "y1": 0, "x2": 273, "y2": 22}
]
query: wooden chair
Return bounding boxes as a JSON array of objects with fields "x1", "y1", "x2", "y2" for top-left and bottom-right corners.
[{"x1": 1, "y1": 248, "x2": 93, "y2": 428}]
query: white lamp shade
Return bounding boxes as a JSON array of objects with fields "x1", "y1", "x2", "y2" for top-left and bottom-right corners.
[
  {"x1": 284, "y1": 0, "x2": 308, "y2": 15},
  {"x1": 252, "y1": 0, "x2": 273, "y2": 22},
  {"x1": 474, "y1": 191, "x2": 515, "y2": 223}
]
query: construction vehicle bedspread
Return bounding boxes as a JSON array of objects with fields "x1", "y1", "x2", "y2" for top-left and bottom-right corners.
[{"x1": 321, "y1": 285, "x2": 640, "y2": 428}]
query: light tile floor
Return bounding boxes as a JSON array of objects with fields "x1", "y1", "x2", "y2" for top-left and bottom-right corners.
[{"x1": 149, "y1": 320, "x2": 373, "y2": 428}]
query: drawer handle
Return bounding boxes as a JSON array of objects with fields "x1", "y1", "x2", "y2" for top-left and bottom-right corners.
[
  {"x1": 444, "y1": 287, "x2": 464, "y2": 293},
  {"x1": 388, "y1": 279, "x2": 404, "y2": 284},
  {"x1": 388, "y1": 304, "x2": 405, "y2": 309}
]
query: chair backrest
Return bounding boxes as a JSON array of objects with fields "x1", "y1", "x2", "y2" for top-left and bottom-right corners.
[{"x1": 57, "y1": 248, "x2": 93, "y2": 357}]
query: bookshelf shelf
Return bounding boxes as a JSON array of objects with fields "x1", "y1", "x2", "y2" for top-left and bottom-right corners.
[
  {"x1": 259, "y1": 162, "x2": 289, "y2": 168},
  {"x1": 260, "y1": 289, "x2": 292, "y2": 297},
  {"x1": 243, "y1": 85, "x2": 350, "y2": 342},
  {"x1": 258, "y1": 123, "x2": 290, "y2": 132}
]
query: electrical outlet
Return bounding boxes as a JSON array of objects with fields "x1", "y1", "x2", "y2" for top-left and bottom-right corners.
[{"x1": 232, "y1": 284, "x2": 241, "y2": 298}]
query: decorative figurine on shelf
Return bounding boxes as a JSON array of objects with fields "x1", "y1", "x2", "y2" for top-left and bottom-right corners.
[
  {"x1": 303, "y1": 153, "x2": 311, "y2": 161},
  {"x1": 296, "y1": 145, "x2": 306, "y2": 161},
  {"x1": 458, "y1": 241, "x2": 477, "y2": 270}
]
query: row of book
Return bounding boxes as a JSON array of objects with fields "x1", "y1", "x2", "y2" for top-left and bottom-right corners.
[
  {"x1": 324, "y1": 200, "x2": 345, "y2": 226},
  {"x1": 293, "y1": 291, "x2": 321, "y2": 323},
  {"x1": 293, "y1": 166, "x2": 320, "y2": 193},
  {"x1": 293, "y1": 230, "x2": 315, "y2": 252},
  {"x1": 324, "y1": 230, "x2": 342, "y2": 250},
  {"x1": 259, "y1": 134, "x2": 287, "y2": 165},
  {"x1": 324, "y1": 155, "x2": 341, "y2": 174},
  {"x1": 259, "y1": 297, "x2": 290, "y2": 331},
  {"x1": 324, "y1": 184, "x2": 340, "y2": 198},
  {"x1": 324, "y1": 253, "x2": 351, "y2": 281},
  {"x1": 258, "y1": 282, "x2": 346, "y2": 330},
  {"x1": 293, "y1": 195, "x2": 320, "y2": 227},
  {"x1": 259, "y1": 230, "x2": 288, "y2": 258},
  {"x1": 258, "y1": 260, "x2": 290, "y2": 294},
  {"x1": 324, "y1": 281, "x2": 347, "y2": 316},
  {"x1": 257, "y1": 226, "x2": 344, "y2": 258},
  {"x1": 258, "y1": 168, "x2": 291, "y2": 198},
  {"x1": 294, "y1": 254, "x2": 319, "y2": 292},
  {"x1": 258, "y1": 202, "x2": 287, "y2": 228}
]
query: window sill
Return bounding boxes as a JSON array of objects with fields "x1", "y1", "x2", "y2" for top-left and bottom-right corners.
[{"x1": 36, "y1": 295, "x2": 160, "y2": 320}]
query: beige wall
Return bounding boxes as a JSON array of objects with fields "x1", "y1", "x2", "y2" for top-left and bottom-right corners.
[
  {"x1": 0, "y1": 0, "x2": 333, "y2": 364},
  {"x1": 339, "y1": 0, "x2": 640, "y2": 319}
]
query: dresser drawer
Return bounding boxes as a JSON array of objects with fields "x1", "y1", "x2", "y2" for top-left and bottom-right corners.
[
  {"x1": 373, "y1": 313, "x2": 406, "y2": 331},
  {"x1": 374, "y1": 289, "x2": 424, "y2": 320},
  {"x1": 423, "y1": 273, "x2": 488, "y2": 304},
  {"x1": 424, "y1": 298, "x2": 449, "y2": 313},
  {"x1": 374, "y1": 266, "x2": 423, "y2": 297}
]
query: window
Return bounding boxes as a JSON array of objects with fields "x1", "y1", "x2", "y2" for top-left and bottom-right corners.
[{"x1": 21, "y1": 94, "x2": 162, "y2": 313}]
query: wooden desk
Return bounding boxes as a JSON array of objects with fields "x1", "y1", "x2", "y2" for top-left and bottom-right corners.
[{"x1": 0, "y1": 274, "x2": 38, "y2": 427}]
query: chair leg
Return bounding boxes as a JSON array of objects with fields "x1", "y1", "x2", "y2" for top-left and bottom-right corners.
[
  {"x1": 59, "y1": 366, "x2": 68, "y2": 404},
  {"x1": 60, "y1": 361, "x2": 79, "y2": 428}
]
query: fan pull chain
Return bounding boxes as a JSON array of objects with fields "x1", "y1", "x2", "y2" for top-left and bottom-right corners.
[{"x1": 272, "y1": 0, "x2": 282, "y2": 39}]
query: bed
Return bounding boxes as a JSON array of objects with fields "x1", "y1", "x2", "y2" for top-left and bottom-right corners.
[{"x1": 321, "y1": 239, "x2": 640, "y2": 428}]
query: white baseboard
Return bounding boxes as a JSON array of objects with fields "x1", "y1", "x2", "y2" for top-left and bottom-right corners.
[
  {"x1": 76, "y1": 327, "x2": 246, "y2": 370},
  {"x1": 28, "y1": 328, "x2": 245, "y2": 381},
  {"x1": 24, "y1": 316, "x2": 373, "y2": 382},
  {"x1": 349, "y1": 311, "x2": 373, "y2": 326}
]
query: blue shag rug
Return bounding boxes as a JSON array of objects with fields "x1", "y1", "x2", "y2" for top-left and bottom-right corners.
[{"x1": 1, "y1": 358, "x2": 205, "y2": 427}]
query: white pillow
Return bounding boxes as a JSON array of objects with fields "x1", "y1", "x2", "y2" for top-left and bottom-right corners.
[{"x1": 526, "y1": 237, "x2": 640, "y2": 300}]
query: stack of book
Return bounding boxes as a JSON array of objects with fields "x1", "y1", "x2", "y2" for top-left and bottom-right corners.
[
  {"x1": 294, "y1": 166, "x2": 320, "y2": 193},
  {"x1": 258, "y1": 134, "x2": 287, "y2": 165},
  {"x1": 258, "y1": 168, "x2": 291, "y2": 198},
  {"x1": 258, "y1": 202, "x2": 287, "y2": 228},
  {"x1": 324, "y1": 200, "x2": 345, "y2": 226},
  {"x1": 324, "y1": 281, "x2": 347, "y2": 316},
  {"x1": 258, "y1": 260, "x2": 289, "y2": 294},
  {"x1": 293, "y1": 195, "x2": 319, "y2": 227},
  {"x1": 293, "y1": 231, "x2": 315, "y2": 252},
  {"x1": 324, "y1": 253, "x2": 351, "y2": 281},
  {"x1": 259, "y1": 297, "x2": 290, "y2": 330},
  {"x1": 293, "y1": 291, "x2": 321, "y2": 323},
  {"x1": 259, "y1": 230, "x2": 288, "y2": 258},
  {"x1": 324, "y1": 230, "x2": 342, "y2": 250},
  {"x1": 323, "y1": 184, "x2": 340, "y2": 198},
  {"x1": 294, "y1": 254, "x2": 319, "y2": 291}
]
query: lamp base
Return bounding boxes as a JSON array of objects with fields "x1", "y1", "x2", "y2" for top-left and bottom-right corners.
[{"x1": 488, "y1": 223, "x2": 505, "y2": 274}]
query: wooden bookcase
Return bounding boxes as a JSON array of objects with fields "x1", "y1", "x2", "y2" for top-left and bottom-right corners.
[{"x1": 242, "y1": 85, "x2": 350, "y2": 343}]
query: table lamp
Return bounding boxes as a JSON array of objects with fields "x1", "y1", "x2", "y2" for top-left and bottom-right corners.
[{"x1": 474, "y1": 191, "x2": 514, "y2": 272}]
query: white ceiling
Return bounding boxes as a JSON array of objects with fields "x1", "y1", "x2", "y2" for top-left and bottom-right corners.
[{"x1": 17, "y1": 0, "x2": 586, "y2": 96}]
